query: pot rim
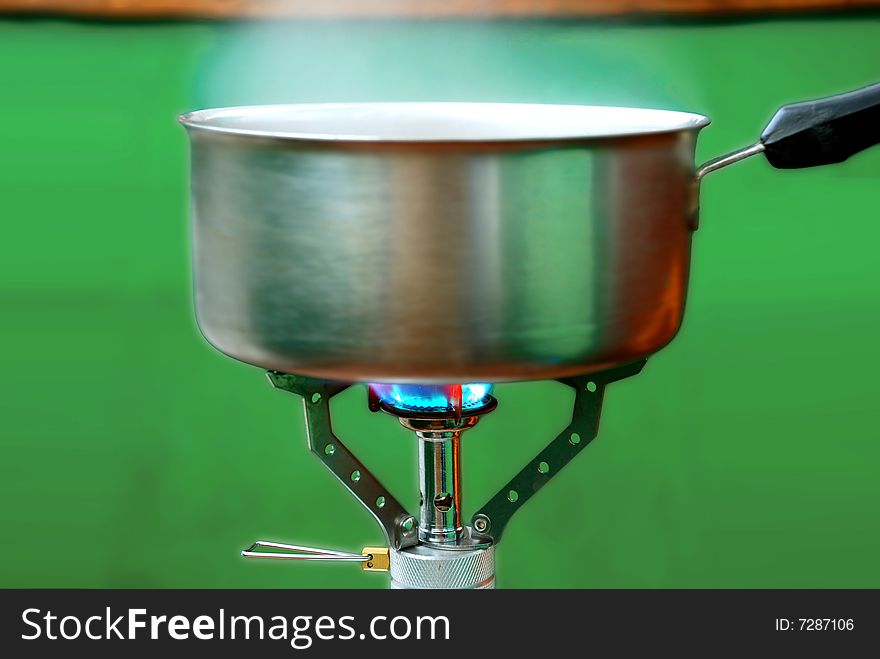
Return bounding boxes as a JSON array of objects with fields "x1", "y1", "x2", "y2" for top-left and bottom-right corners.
[{"x1": 178, "y1": 101, "x2": 710, "y2": 144}]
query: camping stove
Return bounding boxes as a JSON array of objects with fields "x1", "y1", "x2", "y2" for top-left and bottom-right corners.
[
  {"x1": 241, "y1": 361, "x2": 645, "y2": 589},
  {"x1": 181, "y1": 88, "x2": 880, "y2": 589}
]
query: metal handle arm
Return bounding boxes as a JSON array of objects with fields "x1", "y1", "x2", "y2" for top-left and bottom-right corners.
[
  {"x1": 242, "y1": 541, "x2": 391, "y2": 572},
  {"x1": 242, "y1": 541, "x2": 369, "y2": 562}
]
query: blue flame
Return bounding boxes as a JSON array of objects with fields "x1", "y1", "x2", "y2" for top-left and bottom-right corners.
[{"x1": 371, "y1": 383, "x2": 493, "y2": 413}]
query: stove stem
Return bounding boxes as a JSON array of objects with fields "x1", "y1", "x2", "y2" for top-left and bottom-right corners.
[{"x1": 416, "y1": 432, "x2": 463, "y2": 544}]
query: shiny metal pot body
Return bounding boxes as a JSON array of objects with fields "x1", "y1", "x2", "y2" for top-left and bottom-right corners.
[
  {"x1": 184, "y1": 104, "x2": 704, "y2": 383},
  {"x1": 184, "y1": 86, "x2": 880, "y2": 382}
]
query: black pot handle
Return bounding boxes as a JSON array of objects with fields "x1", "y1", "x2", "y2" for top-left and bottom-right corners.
[
  {"x1": 761, "y1": 82, "x2": 880, "y2": 169},
  {"x1": 697, "y1": 81, "x2": 880, "y2": 179}
]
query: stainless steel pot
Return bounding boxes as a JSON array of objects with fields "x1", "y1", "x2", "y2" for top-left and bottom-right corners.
[{"x1": 180, "y1": 84, "x2": 880, "y2": 383}]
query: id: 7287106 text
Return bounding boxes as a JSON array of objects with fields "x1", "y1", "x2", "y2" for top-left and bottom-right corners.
[{"x1": 775, "y1": 618, "x2": 854, "y2": 631}]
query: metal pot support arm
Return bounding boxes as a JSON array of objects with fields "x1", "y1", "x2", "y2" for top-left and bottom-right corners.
[
  {"x1": 265, "y1": 372, "x2": 418, "y2": 550},
  {"x1": 470, "y1": 359, "x2": 647, "y2": 544}
]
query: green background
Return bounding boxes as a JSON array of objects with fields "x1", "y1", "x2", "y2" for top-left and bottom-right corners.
[{"x1": 1, "y1": 14, "x2": 878, "y2": 588}]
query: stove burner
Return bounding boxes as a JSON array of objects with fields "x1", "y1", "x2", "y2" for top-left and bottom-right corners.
[
  {"x1": 250, "y1": 360, "x2": 647, "y2": 587},
  {"x1": 370, "y1": 383, "x2": 493, "y2": 417}
]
